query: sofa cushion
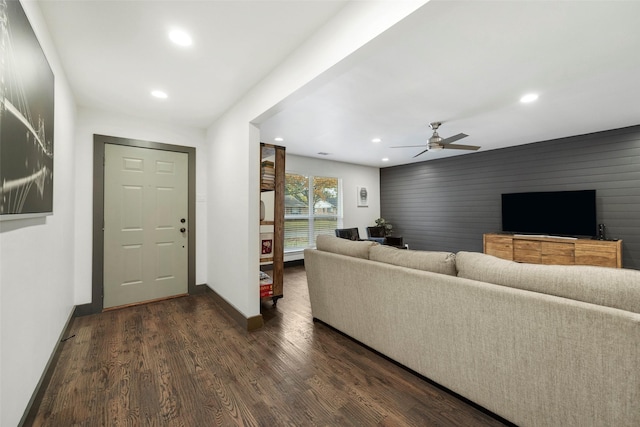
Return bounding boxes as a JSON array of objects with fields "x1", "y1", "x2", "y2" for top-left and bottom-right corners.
[
  {"x1": 370, "y1": 245, "x2": 457, "y2": 276},
  {"x1": 316, "y1": 234, "x2": 378, "y2": 259},
  {"x1": 456, "y1": 251, "x2": 640, "y2": 314}
]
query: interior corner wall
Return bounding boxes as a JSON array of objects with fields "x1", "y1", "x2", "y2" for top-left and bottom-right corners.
[
  {"x1": 380, "y1": 125, "x2": 640, "y2": 269},
  {"x1": 205, "y1": 1, "x2": 426, "y2": 319},
  {"x1": 73, "y1": 108, "x2": 209, "y2": 305},
  {"x1": 286, "y1": 154, "x2": 381, "y2": 258},
  {"x1": 205, "y1": 117, "x2": 259, "y2": 317},
  {"x1": 0, "y1": 2, "x2": 77, "y2": 425}
]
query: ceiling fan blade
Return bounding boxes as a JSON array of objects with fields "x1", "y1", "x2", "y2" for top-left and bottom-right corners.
[
  {"x1": 413, "y1": 148, "x2": 430, "y2": 158},
  {"x1": 390, "y1": 145, "x2": 429, "y2": 148},
  {"x1": 442, "y1": 143, "x2": 480, "y2": 151},
  {"x1": 440, "y1": 133, "x2": 468, "y2": 145}
]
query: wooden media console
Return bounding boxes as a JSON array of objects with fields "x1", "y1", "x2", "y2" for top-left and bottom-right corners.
[{"x1": 483, "y1": 233, "x2": 622, "y2": 268}]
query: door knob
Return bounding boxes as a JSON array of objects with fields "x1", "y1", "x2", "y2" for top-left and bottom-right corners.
[
  {"x1": 180, "y1": 218, "x2": 186, "y2": 223},
  {"x1": 180, "y1": 227, "x2": 186, "y2": 233}
]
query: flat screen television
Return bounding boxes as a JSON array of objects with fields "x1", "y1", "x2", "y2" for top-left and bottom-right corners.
[{"x1": 501, "y1": 190, "x2": 597, "y2": 237}]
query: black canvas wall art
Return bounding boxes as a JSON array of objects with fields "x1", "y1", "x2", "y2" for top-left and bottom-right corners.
[{"x1": 0, "y1": 0, "x2": 54, "y2": 219}]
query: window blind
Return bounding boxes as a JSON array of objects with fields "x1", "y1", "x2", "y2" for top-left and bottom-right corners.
[{"x1": 285, "y1": 173, "x2": 341, "y2": 250}]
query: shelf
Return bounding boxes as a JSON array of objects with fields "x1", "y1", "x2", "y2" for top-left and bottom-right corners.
[{"x1": 259, "y1": 143, "x2": 285, "y2": 303}]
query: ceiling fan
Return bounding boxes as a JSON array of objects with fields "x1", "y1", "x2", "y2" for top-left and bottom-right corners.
[{"x1": 392, "y1": 122, "x2": 480, "y2": 158}]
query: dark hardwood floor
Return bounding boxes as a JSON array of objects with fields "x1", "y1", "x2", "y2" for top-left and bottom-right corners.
[{"x1": 31, "y1": 265, "x2": 509, "y2": 426}]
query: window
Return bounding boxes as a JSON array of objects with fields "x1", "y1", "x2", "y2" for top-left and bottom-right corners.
[{"x1": 284, "y1": 173, "x2": 341, "y2": 250}]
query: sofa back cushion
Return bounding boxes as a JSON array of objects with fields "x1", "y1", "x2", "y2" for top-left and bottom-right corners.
[
  {"x1": 456, "y1": 251, "x2": 640, "y2": 314},
  {"x1": 316, "y1": 234, "x2": 378, "y2": 259},
  {"x1": 370, "y1": 245, "x2": 457, "y2": 276}
]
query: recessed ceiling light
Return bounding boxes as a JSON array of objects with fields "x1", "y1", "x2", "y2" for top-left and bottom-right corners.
[
  {"x1": 151, "y1": 90, "x2": 168, "y2": 99},
  {"x1": 274, "y1": 137, "x2": 284, "y2": 142},
  {"x1": 169, "y1": 29, "x2": 192, "y2": 47},
  {"x1": 382, "y1": 158, "x2": 389, "y2": 162},
  {"x1": 520, "y1": 93, "x2": 539, "y2": 103},
  {"x1": 372, "y1": 138, "x2": 382, "y2": 143}
]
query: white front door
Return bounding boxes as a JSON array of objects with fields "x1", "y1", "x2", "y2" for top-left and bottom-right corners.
[{"x1": 103, "y1": 144, "x2": 188, "y2": 308}]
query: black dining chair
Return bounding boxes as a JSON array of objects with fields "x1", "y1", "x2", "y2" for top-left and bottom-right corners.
[
  {"x1": 335, "y1": 228, "x2": 361, "y2": 241},
  {"x1": 384, "y1": 235, "x2": 406, "y2": 249},
  {"x1": 366, "y1": 226, "x2": 386, "y2": 244}
]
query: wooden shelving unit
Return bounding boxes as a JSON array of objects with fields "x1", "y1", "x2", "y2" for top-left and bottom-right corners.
[
  {"x1": 483, "y1": 233, "x2": 622, "y2": 268},
  {"x1": 260, "y1": 143, "x2": 285, "y2": 305}
]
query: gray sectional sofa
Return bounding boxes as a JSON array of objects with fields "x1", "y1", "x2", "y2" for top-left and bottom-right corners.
[{"x1": 304, "y1": 235, "x2": 640, "y2": 427}]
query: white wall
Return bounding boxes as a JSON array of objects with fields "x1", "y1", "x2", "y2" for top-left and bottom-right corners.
[
  {"x1": 73, "y1": 108, "x2": 209, "y2": 304},
  {"x1": 0, "y1": 2, "x2": 77, "y2": 425},
  {"x1": 285, "y1": 154, "x2": 380, "y2": 261},
  {"x1": 206, "y1": 1, "x2": 426, "y2": 318}
]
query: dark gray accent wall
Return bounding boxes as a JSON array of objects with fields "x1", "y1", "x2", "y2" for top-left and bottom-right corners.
[{"x1": 380, "y1": 125, "x2": 640, "y2": 269}]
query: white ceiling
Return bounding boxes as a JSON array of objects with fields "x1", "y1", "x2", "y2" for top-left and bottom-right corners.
[
  {"x1": 39, "y1": 1, "x2": 640, "y2": 168},
  {"x1": 38, "y1": 0, "x2": 349, "y2": 128}
]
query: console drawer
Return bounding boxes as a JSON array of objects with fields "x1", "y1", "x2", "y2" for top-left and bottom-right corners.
[
  {"x1": 575, "y1": 241, "x2": 619, "y2": 267},
  {"x1": 542, "y1": 242, "x2": 575, "y2": 265},
  {"x1": 514, "y1": 240, "x2": 541, "y2": 264},
  {"x1": 484, "y1": 236, "x2": 513, "y2": 260}
]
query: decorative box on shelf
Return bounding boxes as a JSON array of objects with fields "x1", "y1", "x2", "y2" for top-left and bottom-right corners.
[
  {"x1": 259, "y1": 271, "x2": 273, "y2": 298},
  {"x1": 260, "y1": 232, "x2": 274, "y2": 262}
]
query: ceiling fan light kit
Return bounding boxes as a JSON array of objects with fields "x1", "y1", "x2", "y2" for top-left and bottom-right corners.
[{"x1": 428, "y1": 123, "x2": 444, "y2": 150}]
